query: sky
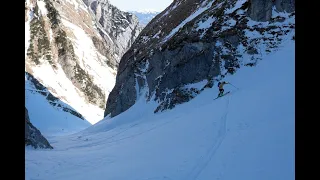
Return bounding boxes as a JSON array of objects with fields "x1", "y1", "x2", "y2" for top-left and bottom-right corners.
[{"x1": 108, "y1": 0, "x2": 173, "y2": 12}]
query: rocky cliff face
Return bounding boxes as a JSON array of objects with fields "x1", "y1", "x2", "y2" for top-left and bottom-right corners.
[
  {"x1": 104, "y1": 0, "x2": 295, "y2": 117},
  {"x1": 82, "y1": 0, "x2": 143, "y2": 63},
  {"x1": 25, "y1": 0, "x2": 142, "y2": 123},
  {"x1": 25, "y1": 107, "x2": 53, "y2": 149}
]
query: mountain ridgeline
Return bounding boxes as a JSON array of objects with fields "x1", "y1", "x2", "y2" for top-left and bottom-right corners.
[
  {"x1": 104, "y1": 0, "x2": 295, "y2": 118},
  {"x1": 129, "y1": 10, "x2": 160, "y2": 26}
]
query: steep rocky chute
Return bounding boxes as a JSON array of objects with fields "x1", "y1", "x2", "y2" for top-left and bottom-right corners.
[
  {"x1": 25, "y1": 0, "x2": 142, "y2": 123},
  {"x1": 104, "y1": 0, "x2": 295, "y2": 117}
]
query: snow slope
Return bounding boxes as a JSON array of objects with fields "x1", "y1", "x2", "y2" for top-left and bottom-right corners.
[
  {"x1": 25, "y1": 76, "x2": 91, "y2": 137},
  {"x1": 25, "y1": 39, "x2": 294, "y2": 180}
]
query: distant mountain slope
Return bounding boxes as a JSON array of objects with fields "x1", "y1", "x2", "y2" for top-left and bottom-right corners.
[
  {"x1": 25, "y1": 0, "x2": 142, "y2": 124},
  {"x1": 129, "y1": 10, "x2": 160, "y2": 26}
]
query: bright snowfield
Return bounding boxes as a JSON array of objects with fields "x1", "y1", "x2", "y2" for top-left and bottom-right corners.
[{"x1": 25, "y1": 34, "x2": 294, "y2": 180}]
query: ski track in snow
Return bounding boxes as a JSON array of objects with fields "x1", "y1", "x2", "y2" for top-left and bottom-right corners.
[
  {"x1": 104, "y1": 118, "x2": 178, "y2": 145},
  {"x1": 185, "y1": 96, "x2": 230, "y2": 180},
  {"x1": 60, "y1": 116, "x2": 181, "y2": 151}
]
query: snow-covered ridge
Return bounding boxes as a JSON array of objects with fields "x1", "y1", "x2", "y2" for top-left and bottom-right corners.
[
  {"x1": 25, "y1": 72, "x2": 91, "y2": 136},
  {"x1": 163, "y1": 0, "x2": 215, "y2": 42},
  {"x1": 132, "y1": 9, "x2": 159, "y2": 14}
]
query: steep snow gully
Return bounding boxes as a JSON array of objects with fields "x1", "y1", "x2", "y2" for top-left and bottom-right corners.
[{"x1": 26, "y1": 35, "x2": 294, "y2": 180}]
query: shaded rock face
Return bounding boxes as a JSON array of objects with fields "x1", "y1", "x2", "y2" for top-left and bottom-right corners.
[
  {"x1": 104, "y1": 0, "x2": 295, "y2": 117},
  {"x1": 25, "y1": 107, "x2": 53, "y2": 149},
  {"x1": 247, "y1": 0, "x2": 295, "y2": 22}
]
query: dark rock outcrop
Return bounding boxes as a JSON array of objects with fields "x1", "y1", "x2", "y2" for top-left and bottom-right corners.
[{"x1": 25, "y1": 107, "x2": 53, "y2": 149}]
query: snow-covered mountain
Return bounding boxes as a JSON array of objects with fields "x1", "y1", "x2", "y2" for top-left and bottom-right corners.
[
  {"x1": 104, "y1": 0, "x2": 295, "y2": 118},
  {"x1": 26, "y1": 0, "x2": 294, "y2": 178},
  {"x1": 25, "y1": 0, "x2": 142, "y2": 124},
  {"x1": 25, "y1": 36, "x2": 294, "y2": 179},
  {"x1": 129, "y1": 10, "x2": 160, "y2": 26}
]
